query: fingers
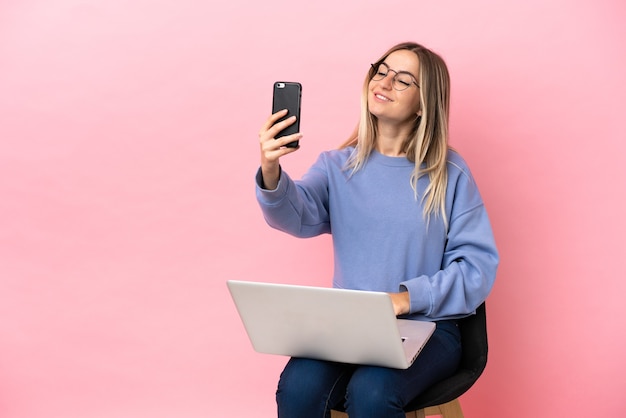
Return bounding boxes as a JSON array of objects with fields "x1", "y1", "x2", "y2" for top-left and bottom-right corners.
[
  {"x1": 259, "y1": 110, "x2": 302, "y2": 164},
  {"x1": 259, "y1": 110, "x2": 299, "y2": 141},
  {"x1": 260, "y1": 133, "x2": 302, "y2": 165},
  {"x1": 259, "y1": 109, "x2": 289, "y2": 135}
]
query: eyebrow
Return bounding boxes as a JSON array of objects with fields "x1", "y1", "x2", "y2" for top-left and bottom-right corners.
[{"x1": 382, "y1": 61, "x2": 419, "y2": 83}]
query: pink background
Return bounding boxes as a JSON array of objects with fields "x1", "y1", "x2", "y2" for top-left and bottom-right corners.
[{"x1": 1, "y1": 0, "x2": 625, "y2": 417}]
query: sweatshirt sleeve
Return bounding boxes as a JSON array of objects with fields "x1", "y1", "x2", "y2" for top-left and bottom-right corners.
[
  {"x1": 400, "y1": 166, "x2": 499, "y2": 319},
  {"x1": 255, "y1": 155, "x2": 331, "y2": 238}
]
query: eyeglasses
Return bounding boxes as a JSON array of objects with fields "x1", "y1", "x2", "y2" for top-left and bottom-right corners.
[{"x1": 370, "y1": 62, "x2": 419, "y2": 91}]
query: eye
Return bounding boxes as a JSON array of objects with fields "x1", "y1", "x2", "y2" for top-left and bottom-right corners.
[{"x1": 397, "y1": 79, "x2": 411, "y2": 87}]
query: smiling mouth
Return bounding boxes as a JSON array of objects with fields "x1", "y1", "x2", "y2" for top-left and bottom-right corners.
[{"x1": 375, "y1": 93, "x2": 392, "y2": 102}]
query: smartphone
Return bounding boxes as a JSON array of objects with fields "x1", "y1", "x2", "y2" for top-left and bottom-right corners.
[{"x1": 272, "y1": 81, "x2": 302, "y2": 148}]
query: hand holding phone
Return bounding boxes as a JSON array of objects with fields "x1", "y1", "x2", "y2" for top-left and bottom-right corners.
[{"x1": 272, "y1": 82, "x2": 302, "y2": 148}]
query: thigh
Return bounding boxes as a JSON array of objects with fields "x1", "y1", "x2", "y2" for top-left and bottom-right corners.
[
  {"x1": 345, "y1": 320, "x2": 462, "y2": 416},
  {"x1": 405, "y1": 320, "x2": 462, "y2": 394},
  {"x1": 277, "y1": 357, "x2": 355, "y2": 418}
]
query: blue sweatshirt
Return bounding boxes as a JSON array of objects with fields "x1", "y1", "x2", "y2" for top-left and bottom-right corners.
[{"x1": 255, "y1": 147, "x2": 499, "y2": 321}]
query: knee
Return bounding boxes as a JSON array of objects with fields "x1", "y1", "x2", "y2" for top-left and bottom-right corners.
[
  {"x1": 277, "y1": 377, "x2": 320, "y2": 416},
  {"x1": 276, "y1": 358, "x2": 342, "y2": 416},
  {"x1": 276, "y1": 364, "x2": 318, "y2": 410},
  {"x1": 345, "y1": 372, "x2": 402, "y2": 416}
]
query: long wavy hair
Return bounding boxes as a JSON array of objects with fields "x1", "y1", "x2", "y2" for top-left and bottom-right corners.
[{"x1": 340, "y1": 42, "x2": 451, "y2": 227}]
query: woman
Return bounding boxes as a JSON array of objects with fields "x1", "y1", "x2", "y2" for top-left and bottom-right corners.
[{"x1": 255, "y1": 42, "x2": 499, "y2": 418}]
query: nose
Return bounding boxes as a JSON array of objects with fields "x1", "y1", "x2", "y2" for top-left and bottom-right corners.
[{"x1": 379, "y1": 72, "x2": 395, "y2": 90}]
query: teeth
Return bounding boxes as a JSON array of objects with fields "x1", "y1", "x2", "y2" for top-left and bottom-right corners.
[{"x1": 376, "y1": 94, "x2": 391, "y2": 101}]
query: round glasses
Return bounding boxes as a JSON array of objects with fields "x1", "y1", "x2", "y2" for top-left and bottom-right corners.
[{"x1": 370, "y1": 62, "x2": 419, "y2": 91}]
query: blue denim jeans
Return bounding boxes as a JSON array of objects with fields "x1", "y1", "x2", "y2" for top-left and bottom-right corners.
[{"x1": 276, "y1": 320, "x2": 461, "y2": 418}]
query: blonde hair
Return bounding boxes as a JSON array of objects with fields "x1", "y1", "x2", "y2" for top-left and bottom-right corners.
[{"x1": 340, "y1": 42, "x2": 451, "y2": 227}]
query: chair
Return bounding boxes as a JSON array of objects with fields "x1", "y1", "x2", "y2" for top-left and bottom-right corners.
[{"x1": 330, "y1": 302, "x2": 488, "y2": 418}]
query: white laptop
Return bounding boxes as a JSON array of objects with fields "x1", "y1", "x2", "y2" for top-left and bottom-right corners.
[{"x1": 226, "y1": 280, "x2": 436, "y2": 369}]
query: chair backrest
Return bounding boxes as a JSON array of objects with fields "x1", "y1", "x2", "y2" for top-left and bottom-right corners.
[
  {"x1": 404, "y1": 302, "x2": 488, "y2": 410},
  {"x1": 458, "y1": 302, "x2": 488, "y2": 375}
]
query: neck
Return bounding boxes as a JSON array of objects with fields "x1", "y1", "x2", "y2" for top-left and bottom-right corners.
[
  {"x1": 375, "y1": 123, "x2": 412, "y2": 157},
  {"x1": 375, "y1": 141, "x2": 405, "y2": 157}
]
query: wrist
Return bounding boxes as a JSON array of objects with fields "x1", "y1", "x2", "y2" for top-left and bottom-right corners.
[{"x1": 261, "y1": 164, "x2": 281, "y2": 190}]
